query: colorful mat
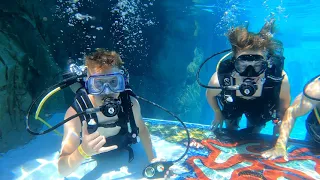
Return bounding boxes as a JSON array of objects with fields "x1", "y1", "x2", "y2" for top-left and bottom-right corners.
[
  {"x1": 1, "y1": 116, "x2": 320, "y2": 180},
  {"x1": 145, "y1": 119, "x2": 320, "y2": 180}
]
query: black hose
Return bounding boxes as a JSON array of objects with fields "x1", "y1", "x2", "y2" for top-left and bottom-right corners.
[
  {"x1": 26, "y1": 75, "x2": 85, "y2": 135},
  {"x1": 135, "y1": 95, "x2": 190, "y2": 163},
  {"x1": 27, "y1": 111, "x2": 87, "y2": 135},
  {"x1": 196, "y1": 49, "x2": 231, "y2": 89}
]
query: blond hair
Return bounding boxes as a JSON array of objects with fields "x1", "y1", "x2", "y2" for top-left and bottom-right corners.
[{"x1": 85, "y1": 48, "x2": 124, "y2": 74}]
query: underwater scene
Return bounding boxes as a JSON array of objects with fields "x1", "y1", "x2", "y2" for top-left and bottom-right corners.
[{"x1": 0, "y1": 0, "x2": 319, "y2": 179}]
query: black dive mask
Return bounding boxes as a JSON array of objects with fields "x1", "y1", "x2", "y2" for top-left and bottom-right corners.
[{"x1": 235, "y1": 54, "x2": 268, "y2": 77}]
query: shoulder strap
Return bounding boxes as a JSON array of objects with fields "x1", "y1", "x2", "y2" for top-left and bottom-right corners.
[
  {"x1": 118, "y1": 87, "x2": 139, "y2": 136},
  {"x1": 265, "y1": 55, "x2": 285, "y2": 81},
  {"x1": 71, "y1": 88, "x2": 98, "y2": 133},
  {"x1": 261, "y1": 56, "x2": 285, "y2": 120},
  {"x1": 217, "y1": 59, "x2": 235, "y2": 88},
  {"x1": 314, "y1": 108, "x2": 320, "y2": 125}
]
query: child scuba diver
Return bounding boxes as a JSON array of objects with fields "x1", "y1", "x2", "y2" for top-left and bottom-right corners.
[
  {"x1": 57, "y1": 49, "x2": 156, "y2": 176},
  {"x1": 26, "y1": 48, "x2": 191, "y2": 179}
]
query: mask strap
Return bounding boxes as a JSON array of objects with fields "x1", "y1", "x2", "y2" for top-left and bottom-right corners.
[
  {"x1": 265, "y1": 54, "x2": 273, "y2": 68},
  {"x1": 120, "y1": 66, "x2": 130, "y2": 84}
]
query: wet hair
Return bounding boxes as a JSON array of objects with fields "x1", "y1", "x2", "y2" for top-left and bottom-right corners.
[
  {"x1": 226, "y1": 19, "x2": 283, "y2": 57},
  {"x1": 85, "y1": 48, "x2": 124, "y2": 74}
]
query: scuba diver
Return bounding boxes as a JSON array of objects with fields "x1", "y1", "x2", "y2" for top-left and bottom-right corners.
[
  {"x1": 56, "y1": 49, "x2": 156, "y2": 176},
  {"x1": 26, "y1": 47, "x2": 190, "y2": 179},
  {"x1": 26, "y1": 48, "x2": 191, "y2": 179},
  {"x1": 205, "y1": 19, "x2": 291, "y2": 134},
  {"x1": 262, "y1": 75, "x2": 320, "y2": 161}
]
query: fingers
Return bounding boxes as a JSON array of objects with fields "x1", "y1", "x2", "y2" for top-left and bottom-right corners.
[
  {"x1": 211, "y1": 121, "x2": 219, "y2": 131},
  {"x1": 164, "y1": 169, "x2": 175, "y2": 179},
  {"x1": 190, "y1": 141, "x2": 203, "y2": 148},
  {"x1": 93, "y1": 137, "x2": 106, "y2": 151},
  {"x1": 82, "y1": 121, "x2": 88, "y2": 135},
  {"x1": 88, "y1": 136, "x2": 104, "y2": 149},
  {"x1": 219, "y1": 120, "x2": 223, "y2": 129},
  {"x1": 211, "y1": 125, "x2": 217, "y2": 132},
  {"x1": 262, "y1": 152, "x2": 283, "y2": 161},
  {"x1": 164, "y1": 170, "x2": 170, "y2": 179},
  {"x1": 261, "y1": 150, "x2": 276, "y2": 159},
  {"x1": 268, "y1": 154, "x2": 279, "y2": 161},
  {"x1": 150, "y1": 157, "x2": 166, "y2": 163},
  {"x1": 261, "y1": 151, "x2": 271, "y2": 159},
  {"x1": 86, "y1": 131, "x2": 100, "y2": 141},
  {"x1": 97, "y1": 145, "x2": 118, "y2": 153}
]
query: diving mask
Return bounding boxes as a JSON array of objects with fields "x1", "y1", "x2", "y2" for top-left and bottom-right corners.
[
  {"x1": 235, "y1": 54, "x2": 268, "y2": 77},
  {"x1": 85, "y1": 72, "x2": 126, "y2": 95}
]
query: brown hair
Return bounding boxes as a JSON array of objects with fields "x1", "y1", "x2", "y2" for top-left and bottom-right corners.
[
  {"x1": 227, "y1": 19, "x2": 283, "y2": 57},
  {"x1": 85, "y1": 48, "x2": 124, "y2": 74}
]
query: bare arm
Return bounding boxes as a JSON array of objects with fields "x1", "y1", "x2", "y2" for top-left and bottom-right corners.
[
  {"x1": 278, "y1": 71, "x2": 291, "y2": 120},
  {"x1": 57, "y1": 107, "x2": 84, "y2": 176},
  {"x1": 276, "y1": 79, "x2": 320, "y2": 146},
  {"x1": 131, "y1": 97, "x2": 155, "y2": 162},
  {"x1": 205, "y1": 72, "x2": 222, "y2": 113}
]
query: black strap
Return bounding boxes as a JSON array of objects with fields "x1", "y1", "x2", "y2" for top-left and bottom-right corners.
[
  {"x1": 118, "y1": 88, "x2": 139, "y2": 139},
  {"x1": 125, "y1": 146, "x2": 134, "y2": 162},
  {"x1": 71, "y1": 88, "x2": 99, "y2": 134}
]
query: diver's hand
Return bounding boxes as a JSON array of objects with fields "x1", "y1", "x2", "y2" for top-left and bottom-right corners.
[
  {"x1": 211, "y1": 111, "x2": 225, "y2": 132},
  {"x1": 80, "y1": 121, "x2": 118, "y2": 157},
  {"x1": 261, "y1": 142, "x2": 288, "y2": 161},
  {"x1": 189, "y1": 139, "x2": 204, "y2": 149},
  {"x1": 150, "y1": 157, "x2": 166, "y2": 163}
]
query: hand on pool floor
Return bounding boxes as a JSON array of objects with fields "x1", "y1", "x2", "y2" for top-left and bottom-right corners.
[
  {"x1": 261, "y1": 142, "x2": 288, "y2": 161},
  {"x1": 80, "y1": 121, "x2": 118, "y2": 156},
  {"x1": 211, "y1": 112, "x2": 225, "y2": 132},
  {"x1": 150, "y1": 157, "x2": 166, "y2": 163},
  {"x1": 184, "y1": 139, "x2": 204, "y2": 149}
]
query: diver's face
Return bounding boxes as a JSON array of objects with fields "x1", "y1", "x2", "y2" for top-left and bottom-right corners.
[{"x1": 234, "y1": 49, "x2": 268, "y2": 77}]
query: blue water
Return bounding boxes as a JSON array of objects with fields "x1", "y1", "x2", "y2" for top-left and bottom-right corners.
[
  {"x1": 195, "y1": 0, "x2": 320, "y2": 140},
  {"x1": 1, "y1": 0, "x2": 320, "y2": 179}
]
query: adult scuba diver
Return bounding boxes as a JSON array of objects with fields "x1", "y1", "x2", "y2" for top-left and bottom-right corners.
[
  {"x1": 26, "y1": 48, "x2": 190, "y2": 179},
  {"x1": 262, "y1": 74, "x2": 320, "y2": 161},
  {"x1": 197, "y1": 18, "x2": 291, "y2": 135}
]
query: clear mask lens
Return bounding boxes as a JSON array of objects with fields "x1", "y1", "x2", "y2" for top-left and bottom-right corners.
[
  {"x1": 235, "y1": 55, "x2": 267, "y2": 75},
  {"x1": 86, "y1": 73, "x2": 125, "y2": 95}
]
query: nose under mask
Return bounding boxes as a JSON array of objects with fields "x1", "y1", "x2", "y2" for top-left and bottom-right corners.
[{"x1": 238, "y1": 66, "x2": 260, "y2": 77}]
